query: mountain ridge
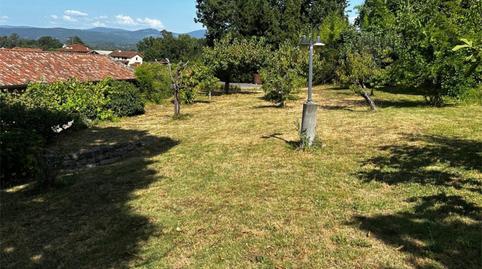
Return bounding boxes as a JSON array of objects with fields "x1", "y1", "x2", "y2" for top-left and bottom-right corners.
[{"x1": 0, "y1": 26, "x2": 206, "y2": 49}]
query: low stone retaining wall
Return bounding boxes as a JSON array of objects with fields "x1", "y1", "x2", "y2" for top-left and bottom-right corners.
[{"x1": 46, "y1": 141, "x2": 144, "y2": 172}]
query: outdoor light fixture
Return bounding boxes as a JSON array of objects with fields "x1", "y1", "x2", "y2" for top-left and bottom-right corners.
[{"x1": 300, "y1": 35, "x2": 325, "y2": 146}]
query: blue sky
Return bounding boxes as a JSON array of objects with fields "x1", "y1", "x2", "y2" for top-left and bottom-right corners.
[{"x1": 0, "y1": 0, "x2": 364, "y2": 33}]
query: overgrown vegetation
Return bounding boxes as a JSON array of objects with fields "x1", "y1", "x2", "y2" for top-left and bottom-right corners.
[{"x1": 0, "y1": 79, "x2": 144, "y2": 186}]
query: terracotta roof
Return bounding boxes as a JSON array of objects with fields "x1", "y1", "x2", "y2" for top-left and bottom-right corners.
[
  {"x1": 0, "y1": 49, "x2": 135, "y2": 88},
  {"x1": 59, "y1": 44, "x2": 91, "y2": 53},
  {"x1": 109, "y1": 50, "x2": 142, "y2": 58},
  {"x1": 11, "y1": 47, "x2": 44, "y2": 52}
]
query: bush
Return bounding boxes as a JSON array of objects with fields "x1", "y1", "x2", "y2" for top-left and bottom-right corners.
[
  {"x1": 135, "y1": 63, "x2": 172, "y2": 103},
  {"x1": 1, "y1": 79, "x2": 145, "y2": 187},
  {"x1": 105, "y1": 80, "x2": 145, "y2": 117},
  {"x1": 22, "y1": 79, "x2": 113, "y2": 122},
  {"x1": 0, "y1": 95, "x2": 79, "y2": 186}
]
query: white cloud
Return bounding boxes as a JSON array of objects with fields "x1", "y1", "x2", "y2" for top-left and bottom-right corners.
[
  {"x1": 92, "y1": 21, "x2": 107, "y2": 27},
  {"x1": 115, "y1": 15, "x2": 137, "y2": 26},
  {"x1": 50, "y1": 15, "x2": 59, "y2": 20},
  {"x1": 64, "y1": 10, "x2": 88, "y2": 17},
  {"x1": 114, "y1": 14, "x2": 164, "y2": 29},
  {"x1": 137, "y1": 18, "x2": 164, "y2": 30},
  {"x1": 63, "y1": 15, "x2": 77, "y2": 22},
  {"x1": 0, "y1": 15, "x2": 8, "y2": 22}
]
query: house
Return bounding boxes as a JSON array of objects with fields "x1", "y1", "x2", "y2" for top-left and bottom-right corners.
[
  {"x1": 59, "y1": 43, "x2": 91, "y2": 53},
  {"x1": 109, "y1": 50, "x2": 143, "y2": 66},
  {"x1": 0, "y1": 48, "x2": 135, "y2": 90}
]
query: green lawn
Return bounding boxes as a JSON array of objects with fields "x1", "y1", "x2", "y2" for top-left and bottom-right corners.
[{"x1": 2, "y1": 86, "x2": 481, "y2": 268}]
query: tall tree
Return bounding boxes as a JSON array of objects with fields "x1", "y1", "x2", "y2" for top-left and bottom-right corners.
[
  {"x1": 195, "y1": 0, "x2": 348, "y2": 46},
  {"x1": 137, "y1": 30, "x2": 205, "y2": 62}
]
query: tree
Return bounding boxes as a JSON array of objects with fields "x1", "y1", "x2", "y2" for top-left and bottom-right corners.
[
  {"x1": 195, "y1": 0, "x2": 348, "y2": 46},
  {"x1": 37, "y1": 36, "x2": 63, "y2": 50},
  {"x1": 0, "y1": 34, "x2": 64, "y2": 50},
  {"x1": 357, "y1": 0, "x2": 482, "y2": 105},
  {"x1": 337, "y1": 51, "x2": 381, "y2": 111},
  {"x1": 202, "y1": 35, "x2": 270, "y2": 93},
  {"x1": 137, "y1": 30, "x2": 205, "y2": 62},
  {"x1": 261, "y1": 42, "x2": 306, "y2": 107}
]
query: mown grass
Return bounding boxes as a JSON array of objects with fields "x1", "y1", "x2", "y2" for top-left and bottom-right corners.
[{"x1": 2, "y1": 86, "x2": 481, "y2": 268}]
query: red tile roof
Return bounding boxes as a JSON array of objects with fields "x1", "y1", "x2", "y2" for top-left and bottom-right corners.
[
  {"x1": 109, "y1": 50, "x2": 142, "y2": 58},
  {"x1": 11, "y1": 47, "x2": 44, "y2": 52},
  {"x1": 59, "y1": 44, "x2": 91, "y2": 53},
  {"x1": 0, "y1": 49, "x2": 135, "y2": 88}
]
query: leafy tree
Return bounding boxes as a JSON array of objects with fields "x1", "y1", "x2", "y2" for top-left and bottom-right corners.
[
  {"x1": 261, "y1": 42, "x2": 306, "y2": 107},
  {"x1": 202, "y1": 35, "x2": 270, "y2": 93},
  {"x1": 0, "y1": 34, "x2": 62, "y2": 50},
  {"x1": 337, "y1": 51, "x2": 381, "y2": 111},
  {"x1": 180, "y1": 63, "x2": 220, "y2": 100},
  {"x1": 357, "y1": 0, "x2": 482, "y2": 105},
  {"x1": 195, "y1": 0, "x2": 348, "y2": 46},
  {"x1": 137, "y1": 30, "x2": 205, "y2": 62},
  {"x1": 37, "y1": 36, "x2": 63, "y2": 50}
]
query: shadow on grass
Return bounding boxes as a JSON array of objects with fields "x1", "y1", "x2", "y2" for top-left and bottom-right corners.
[
  {"x1": 353, "y1": 134, "x2": 482, "y2": 268},
  {"x1": 1, "y1": 128, "x2": 179, "y2": 268},
  {"x1": 358, "y1": 134, "x2": 482, "y2": 192},
  {"x1": 261, "y1": 133, "x2": 300, "y2": 149},
  {"x1": 253, "y1": 104, "x2": 284, "y2": 109},
  {"x1": 376, "y1": 99, "x2": 428, "y2": 108}
]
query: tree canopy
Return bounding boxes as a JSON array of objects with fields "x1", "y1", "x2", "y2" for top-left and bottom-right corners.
[
  {"x1": 0, "y1": 34, "x2": 63, "y2": 50},
  {"x1": 195, "y1": 0, "x2": 348, "y2": 46},
  {"x1": 137, "y1": 30, "x2": 205, "y2": 62}
]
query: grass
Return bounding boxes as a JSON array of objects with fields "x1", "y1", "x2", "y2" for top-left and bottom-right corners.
[{"x1": 1, "y1": 86, "x2": 481, "y2": 268}]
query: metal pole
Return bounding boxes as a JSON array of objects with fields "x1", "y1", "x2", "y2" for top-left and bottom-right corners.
[{"x1": 308, "y1": 42, "x2": 314, "y2": 103}]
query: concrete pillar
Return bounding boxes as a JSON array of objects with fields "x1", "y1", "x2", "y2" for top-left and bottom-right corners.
[{"x1": 301, "y1": 102, "x2": 318, "y2": 146}]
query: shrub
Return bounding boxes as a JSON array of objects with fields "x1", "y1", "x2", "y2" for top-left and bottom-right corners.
[
  {"x1": 0, "y1": 95, "x2": 79, "y2": 186},
  {"x1": 1, "y1": 79, "x2": 145, "y2": 187},
  {"x1": 135, "y1": 63, "x2": 172, "y2": 103},
  {"x1": 105, "y1": 80, "x2": 145, "y2": 117},
  {"x1": 21, "y1": 79, "x2": 113, "y2": 122}
]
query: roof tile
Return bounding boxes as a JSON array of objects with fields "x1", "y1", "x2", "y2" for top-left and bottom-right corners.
[{"x1": 0, "y1": 49, "x2": 135, "y2": 88}]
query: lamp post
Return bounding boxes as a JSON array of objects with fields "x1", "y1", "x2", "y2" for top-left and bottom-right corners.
[{"x1": 300, "y1": 36, "x2": 324, "y2": 146}]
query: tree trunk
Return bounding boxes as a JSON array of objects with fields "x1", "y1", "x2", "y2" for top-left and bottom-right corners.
[
  {"x1": 173, "y1": 88, "x2": 181, "y2": 116},
  {"x1": 360, "y1": 91, "x2": 377, "y2": 111},
  {"x1": 224, "y1": 80, "x2": 230, "y2": 94},
  {"x1": 370, "y1": 88, "x2": 375, "y2": 96}
]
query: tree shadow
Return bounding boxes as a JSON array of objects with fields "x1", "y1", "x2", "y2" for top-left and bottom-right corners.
[
  {"x1": 353, "y1": 134, "x2": 482, "y2": 268},
  {"x1": 353, "y1": 194, "x2": 481, "y2": 269},
  {"x1": 1, "y1": 128, "x2": 179, "y2": 268},
  {"x1": 376, "y1": 99, "x2": 428, "y2": 108},
  {"x1": 358, "y1": 134, "x2": 482, "y2": 193}
]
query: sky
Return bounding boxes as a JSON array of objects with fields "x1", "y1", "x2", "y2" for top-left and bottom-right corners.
[{"x1": 0, "y1": 0, "x2": 365, "y2": 33}]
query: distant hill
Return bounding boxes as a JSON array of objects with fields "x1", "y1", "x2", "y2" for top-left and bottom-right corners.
[{"x1": 0, "y1": 26, "x2": 206, "y2": 49}]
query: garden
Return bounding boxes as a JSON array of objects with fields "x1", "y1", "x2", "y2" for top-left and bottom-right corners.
[{"x1": 1, "y1": 0, "x2": 481, "y2": 268}]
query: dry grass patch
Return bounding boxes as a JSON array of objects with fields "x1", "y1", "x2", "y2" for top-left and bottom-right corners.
[{"x1": 2, "y1": 86, "x2": 481, "y2": 268}]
